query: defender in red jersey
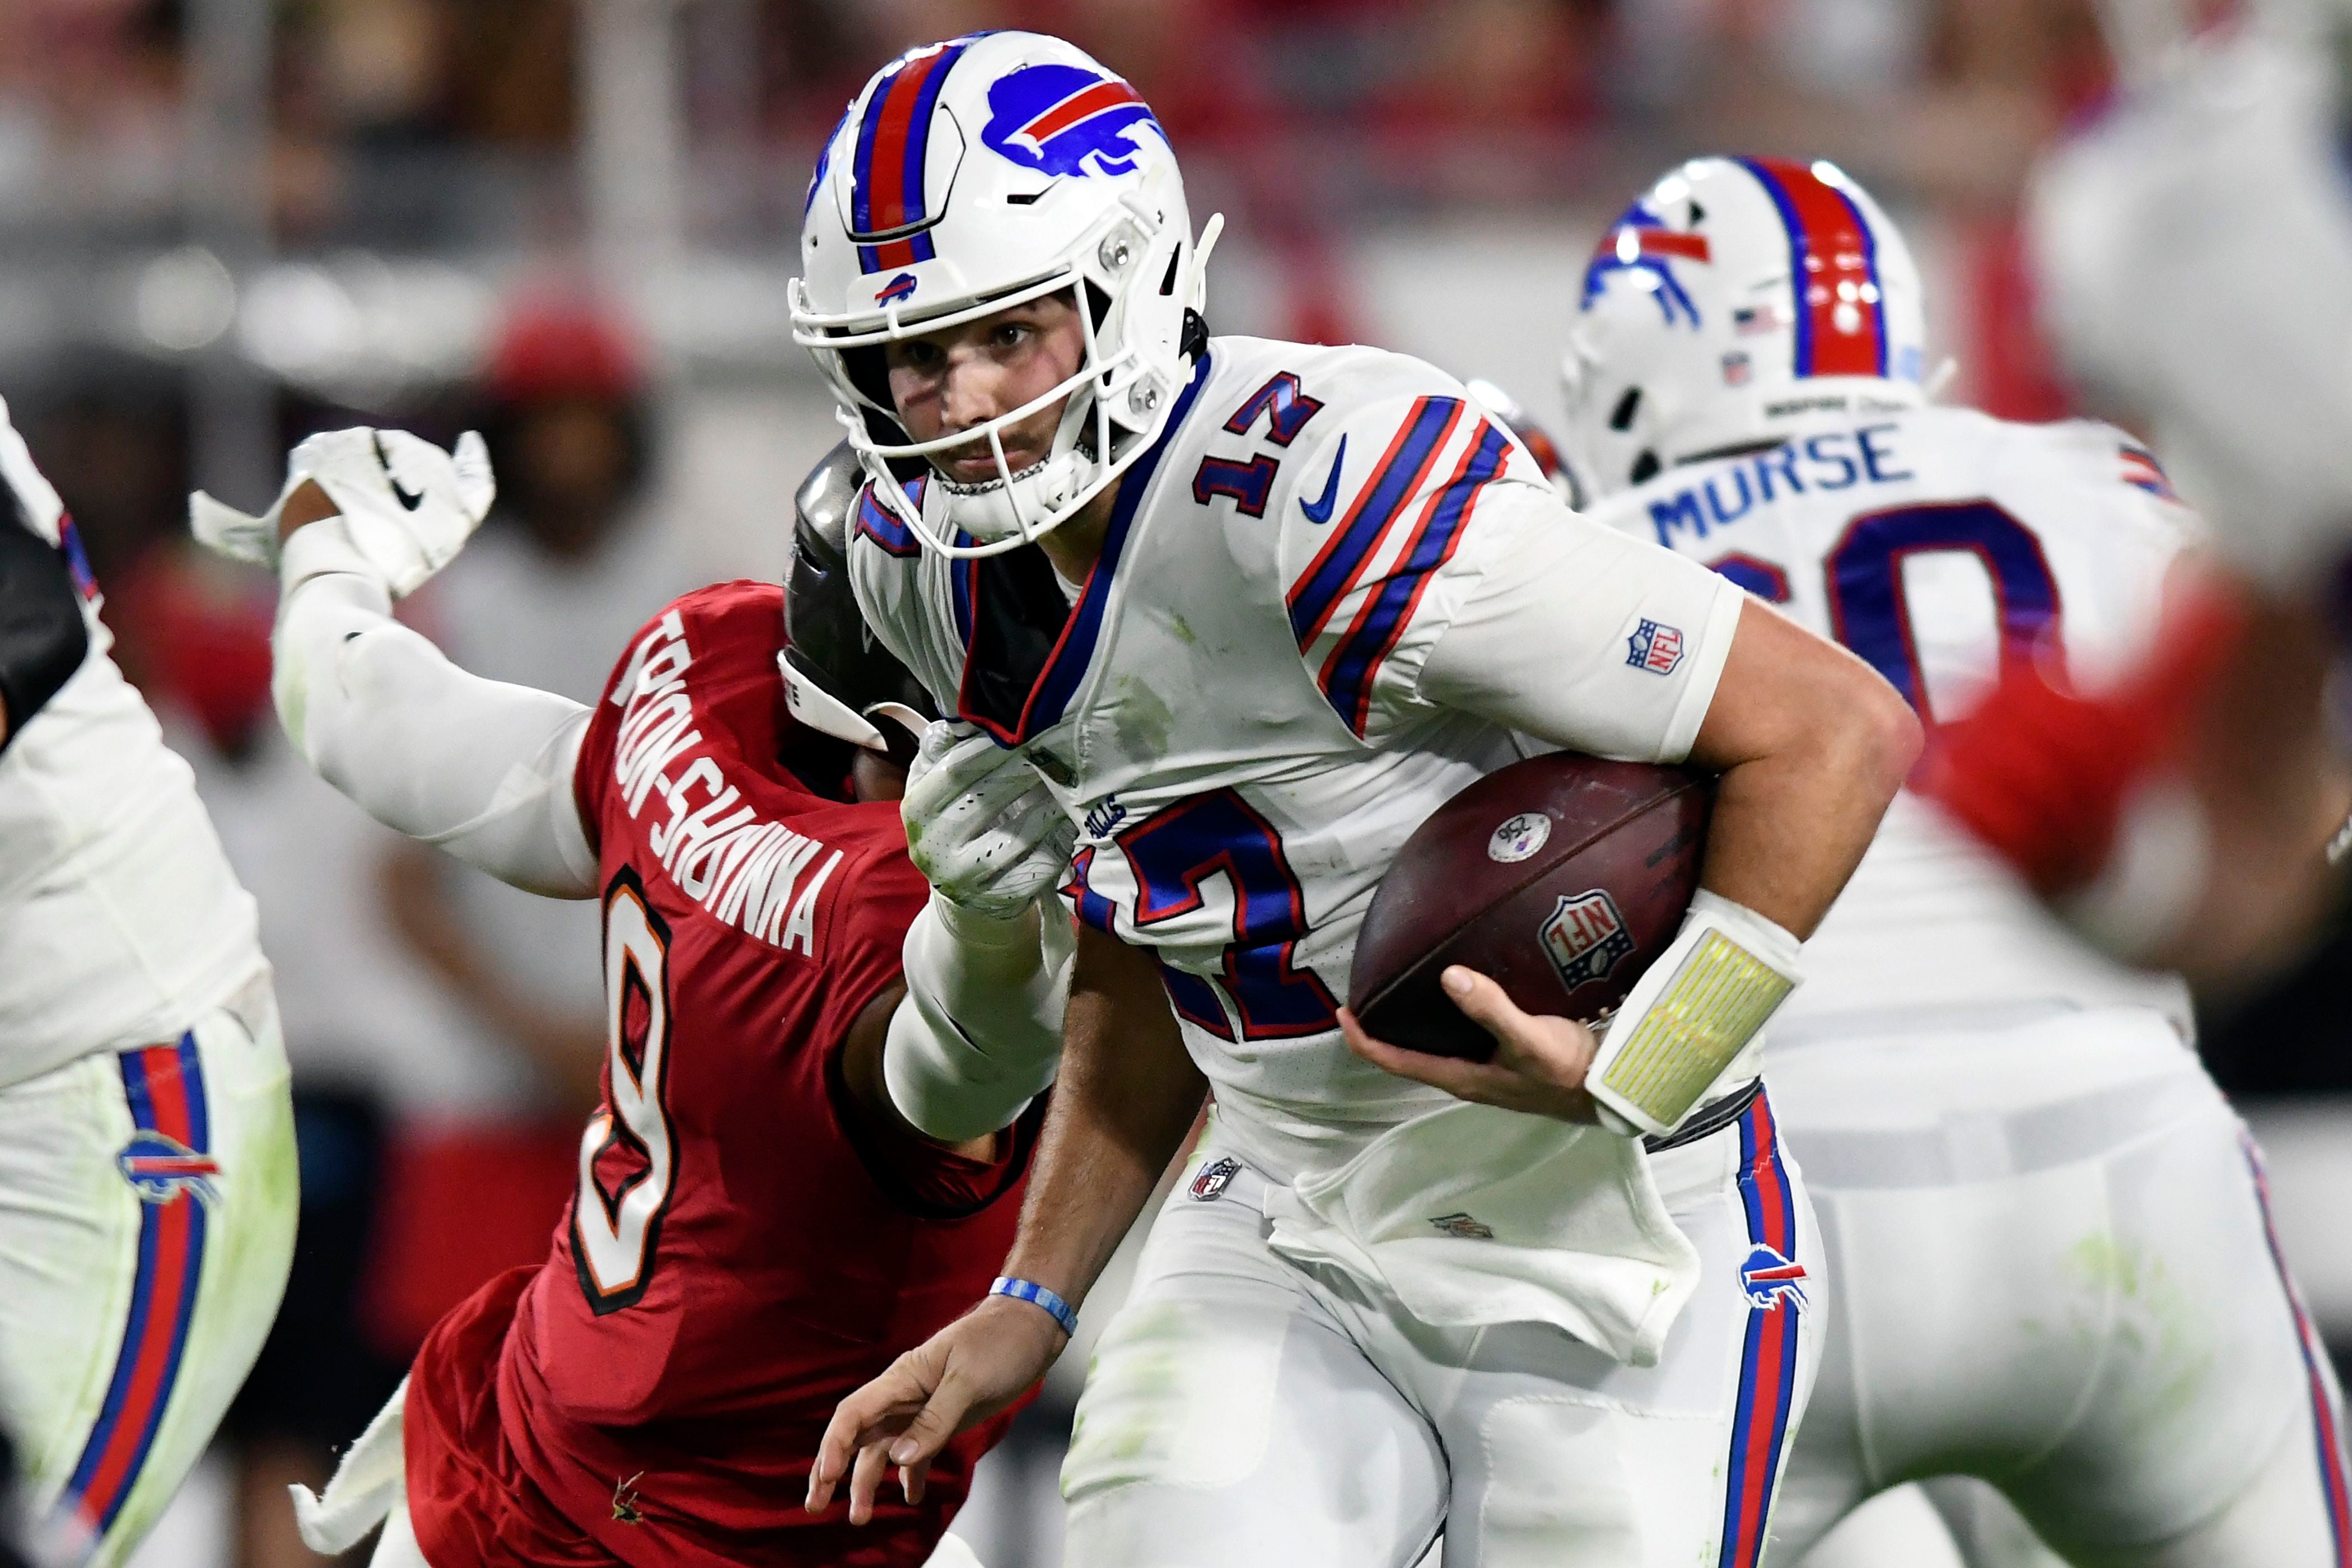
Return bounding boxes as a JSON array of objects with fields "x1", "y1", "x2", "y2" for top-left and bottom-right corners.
[{"x1": 193, "y1": 433, "x2": 1071, "y2": 1568}]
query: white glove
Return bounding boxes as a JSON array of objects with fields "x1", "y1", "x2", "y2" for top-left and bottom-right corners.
[
  {"x1": 902, "y1": 720, "x2": 1077, "y2": 919},
  {"x1": 190, "y1": 427, "x2": 495, "y2": 598}
]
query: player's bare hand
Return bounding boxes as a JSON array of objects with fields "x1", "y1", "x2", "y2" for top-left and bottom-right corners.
[
  {"x1": 806, "y1": 1295, "x2": 1065, "y2": 1525},
  {"x1": 1339, "y1": 966, "x2": 1600, "y2": 1123}
]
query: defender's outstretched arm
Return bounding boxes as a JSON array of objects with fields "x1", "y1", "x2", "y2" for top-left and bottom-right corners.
[
  {"x1": 271, "y1": 482, "x2": 601, "y2": 899},
  {"x1": 189, "y1": 431, "x2": 602, "y2": 898}
]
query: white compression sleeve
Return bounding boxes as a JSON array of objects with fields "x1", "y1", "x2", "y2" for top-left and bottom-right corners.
[
  {"x1": 273, "y1": 524, "x2": 598, "y2": 898},
  {"x1": 884, "y1": 892, "x2": 1073, "y2": 1144}
]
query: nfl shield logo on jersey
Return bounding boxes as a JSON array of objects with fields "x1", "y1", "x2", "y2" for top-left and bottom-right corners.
[
  {"x1": 981, "y1": 63, "x2": 1164, "y2": 178},
  {"x1": 1625, "y1": 618, "x2": 1684, "y2": 675},
  {"x1": 116, "y1": 1130, "x2": 220, "y2": 1208},
  {"x1": 1540, "y1": 889, "x2": 1636, "y2": 990},
  {"x1": 1739, "y1": 1244, "x2": 1808, "y2": 1310},
  {"x1": 1189, "y1": 1156, "x2": 1241, "y2": 1202}
]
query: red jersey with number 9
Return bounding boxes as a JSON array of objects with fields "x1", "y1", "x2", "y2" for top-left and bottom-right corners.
[{"x1": 402, "y1": 581, "x2": 1038, "y2": 1568}]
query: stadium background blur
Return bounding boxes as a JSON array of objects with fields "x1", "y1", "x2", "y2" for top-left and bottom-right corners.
[{"x1": 3, "y1": 1, "x2": 2344, "y2": 1563}]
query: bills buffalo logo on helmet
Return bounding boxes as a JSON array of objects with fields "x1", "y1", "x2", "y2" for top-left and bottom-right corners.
[
  {"x1": 1582, "y1": 197, "x2": 1709, "y2": 329},
  {"x1": 1188, "y1": 1155, "x2": 1241, "y2": 1202},
  {"x1": 1541, "y1": 889, "x2": 1636, "y2": 991},
  {"x1": 1739, "y1": 1244, "x2": 1808, "y2": 1309},
  {"x1": 981, "y1": 62, "x2": 1165, "y2": 179},
  {"x1": 875, "y1": 272, "x2": 920, "y2": 306},
  {"x1": 116, "y1": 1130, "x2": 220, "y2": 1208}
]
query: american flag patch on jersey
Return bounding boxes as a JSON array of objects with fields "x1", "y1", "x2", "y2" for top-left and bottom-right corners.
[
  {"x1": 2120, "y1": 444, "x2": 2177, "y2": 501},
  {"x1": 1626, "y1": 618, "x2": 1684, "y2": 675}
]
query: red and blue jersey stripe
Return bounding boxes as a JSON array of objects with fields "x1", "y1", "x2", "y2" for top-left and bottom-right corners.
[
  {"x1": 57, "y1": 515, "x2": 101, "y2": 605},
  {"x1": 2245, "y1": 1135, "x2": 2352, "y2": 1566},
  {"x1": 1315, "y1": 418, "x2": 1511, "y2": 735},
  {"x1": 1737, "y1": 157, "x2": 1887, "y2": 380},
  {"x1": 848, "y1": 39, "x2": 977, "y2": 274},
  {"x1": 855, "y1": 478, "x2": 923, "y2": 558},
  {"x1": 59, "y1": 1035, "x2": 212, "y2": 1541},
  {"x1": 1287, "y1": 396, "x2": 1464, "y2": 651},
  {"x1": 2120, "y1": 443, "x2": 2179, "y2": 502},
  {"x1": 1719, "y1": 1091, "x2": 1804, "y2": 1568}
]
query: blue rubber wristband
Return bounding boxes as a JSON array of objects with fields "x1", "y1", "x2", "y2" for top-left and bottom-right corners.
[{"x1": 990, "y1": 1276, "x2": 1078, "y2": 1337}]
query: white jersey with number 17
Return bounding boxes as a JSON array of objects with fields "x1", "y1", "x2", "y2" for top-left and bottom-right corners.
[
  {"x1": 1589, "y1": 404, "x2": 2196, "y2": 1036},
  {"x1": 853, "y1": 335, "x2": 1745, "y2": 1180}
]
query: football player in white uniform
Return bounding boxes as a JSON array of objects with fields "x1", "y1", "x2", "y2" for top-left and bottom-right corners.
[
  {"x1": 0, "y1": 399, "x2": 296, "y2": 1565},
  {"x1": 1916, "y1": 0, "x2": 2352, "y2": 980},
  {"x1": 1563, "y1": 154, "x2": 2352, "y2": 1566},
  {"x1": 795, "y1": 33, "x2": 1923, "y2": 1567}
]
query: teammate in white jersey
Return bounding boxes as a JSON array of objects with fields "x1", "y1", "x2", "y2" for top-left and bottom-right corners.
[
  {"x1": 1915, "y1": 2, "x2": 2352, "y2": 979},
  {"x1": 793, "y1": 34, "x2": 1922, "y2": 1567},
  {"x1": 0, "y1": 397, "x2": 295, "y2": 1565},
  {"x1": 1564, "y1": 154, "x2": 2352, "y2": 1566}
]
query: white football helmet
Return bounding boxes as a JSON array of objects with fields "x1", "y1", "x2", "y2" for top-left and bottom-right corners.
[
  {"x1": 1560, "y1": 157, "x2": 1929, "y2": 501},
  {"x1": 790, "y1": 32, "x2": 1219, "y2": 558}
]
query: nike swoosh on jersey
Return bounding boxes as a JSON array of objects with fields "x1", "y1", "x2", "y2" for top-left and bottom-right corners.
[
  {"x1": 1299, "y1": 436, "x2": 1347, "y2": 525},
  {"x1": 374, "y1": 432, "x2": 426, "y2": 511}
]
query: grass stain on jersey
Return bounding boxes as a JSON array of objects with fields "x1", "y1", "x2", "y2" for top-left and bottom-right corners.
[
  {"x1": 2069, "y1": 1233, "x2": 2144, "y2": 1299},
  {"x1": 1108, "y1": 676, "x2": 1176, "y2": 762},
  {"x1": 1166, "y1": 611, "x2": 1199, "y2": 646}
]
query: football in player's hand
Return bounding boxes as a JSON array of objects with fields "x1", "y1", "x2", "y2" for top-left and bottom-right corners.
[{"x1": 1348, "y1": 754, "x2": 1712, "y2": 1062}]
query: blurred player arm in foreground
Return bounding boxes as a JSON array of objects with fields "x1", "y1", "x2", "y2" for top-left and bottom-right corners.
[{"x1": 1919, "y1": 559, "x2": 2351, "y2": 984}]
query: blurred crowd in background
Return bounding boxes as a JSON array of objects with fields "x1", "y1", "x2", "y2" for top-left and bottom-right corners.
[{"x1": 0, "y1": 2, "x2": 2342, "y2": 1566}]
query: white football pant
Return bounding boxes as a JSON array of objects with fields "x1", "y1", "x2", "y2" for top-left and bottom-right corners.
[
  {"x1": 0, "y1": 977, "x2": 295, "y2": 1567},
  {"x1": 1770, "y1": 1006, "x2": 2351, "y2": 1567},
  {"x1": 1062, "y1": 1091, "x2": 1823, "y2": 1567}
]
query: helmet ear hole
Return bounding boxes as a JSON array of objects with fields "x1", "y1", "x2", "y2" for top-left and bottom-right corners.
[
  {"x1": 1628, "y1": 450, "x2": 1660, "y2": 485},
  {"x1": 1609, "y1": 388, "x2": 1643, "y2": 433}
]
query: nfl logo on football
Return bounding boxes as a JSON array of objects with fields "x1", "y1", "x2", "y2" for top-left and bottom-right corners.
[{"x1": 1539, "y1": 889, "x2": 1636, "y2": 990}]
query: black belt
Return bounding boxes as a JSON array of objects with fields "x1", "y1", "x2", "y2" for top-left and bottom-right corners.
[{"x1": 1642, "y1": 1077, "x2": 1762, "y2": 1153}]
